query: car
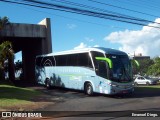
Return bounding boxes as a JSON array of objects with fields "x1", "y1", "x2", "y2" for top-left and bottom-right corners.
[{"x1": 134, "y1": 76, "x2": 158, "y2": 86}]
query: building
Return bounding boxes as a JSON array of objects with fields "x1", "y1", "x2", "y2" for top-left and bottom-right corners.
[{"x1": 133, "y1": 53, "x2": 150, "y2": 61}]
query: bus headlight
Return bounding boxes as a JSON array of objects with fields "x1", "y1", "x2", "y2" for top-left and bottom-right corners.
[{"x1": 109, "y1": 84, "x2": 118, "y2": 87}]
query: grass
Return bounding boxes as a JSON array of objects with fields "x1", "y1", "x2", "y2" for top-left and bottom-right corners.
[
  {"x1": 138, "y1": 85, "x2": 160, "y2": 88},
  {"x1": 136, "y1": 84, "x2": 160, "y2": 88},
  {"x1": 0, "y1": 81, "x2": 42, "y2": 110},
  {"x1": 135, "y1": 84, "x2": 160, "y2": 93}
]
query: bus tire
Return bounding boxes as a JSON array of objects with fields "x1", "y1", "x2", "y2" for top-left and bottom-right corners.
[
  {"x1": 84, "y1": 82, "x2": 93, "y2": 96},
  {"x1": 45, "y1": 78, "x2": 52, "y2": 89}
]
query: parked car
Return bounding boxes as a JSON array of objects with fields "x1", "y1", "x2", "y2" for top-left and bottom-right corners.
[{"x1": 134, "y1": 76, "x2": 158, "y2": 86}]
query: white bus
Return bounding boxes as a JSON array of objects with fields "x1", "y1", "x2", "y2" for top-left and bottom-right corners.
[{"x1": 35, "y1": 47, "x2": 134, "y2": 95}]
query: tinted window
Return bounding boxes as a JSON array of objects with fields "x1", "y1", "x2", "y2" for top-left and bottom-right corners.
[
  {"x1": 55, "y1": 55, "x2": 67, "y2": 66},
  {"x1": 41, "y1": 56, "x2": 55, "y2": 66},
  {"x1": 97, "y1": 61, "x2": 108, "y2": 79},
  {"x1": 39, "y1": 53, "x2": 93, "y2": 68},
  {"x1": 67, "y1": 54, "x2": 78, "y2": 66},
  {"x1": 141, "y1": 77, "x2": 145, "y2": 80},
  {"x1": 77, "y1": 53, "x2": 93, "y2": 68},
  {"x1": 36, "y1": 56, "x2": 55, "y2": 67},
  {"x1": 91, "y1": 51, "x2": 105, "y2": 68}
]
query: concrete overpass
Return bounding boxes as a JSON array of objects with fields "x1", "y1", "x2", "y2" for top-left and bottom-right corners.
[{"x1": 0, "y1": 18, "x2": 52, "y2": 84}]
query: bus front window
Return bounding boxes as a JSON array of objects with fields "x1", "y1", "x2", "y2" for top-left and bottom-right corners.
[{"x1": 107, "y1": 55, "x2": 133, "y2": 83}]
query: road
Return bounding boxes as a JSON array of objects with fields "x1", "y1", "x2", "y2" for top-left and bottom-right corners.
[{"x1": 37, "y1": 86, "x2": 160, "y2": 119}]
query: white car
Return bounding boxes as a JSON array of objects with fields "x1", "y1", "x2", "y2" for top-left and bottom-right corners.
[{"x1": 134, "y1": 76, "x2": 158, "y2": 86}]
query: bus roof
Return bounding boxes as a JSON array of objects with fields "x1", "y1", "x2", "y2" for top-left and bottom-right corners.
[{"x1": 38, "y1": 47, "x2": 127, "y2": 57}]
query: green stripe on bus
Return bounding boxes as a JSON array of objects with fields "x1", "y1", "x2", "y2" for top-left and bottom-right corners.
[{"x1": 95, "y1": 57, "x2": 113, "y2": 68}]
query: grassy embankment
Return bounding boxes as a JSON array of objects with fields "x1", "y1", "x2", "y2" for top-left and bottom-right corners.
[
  {"x1": 135, "y1": 84, "x2": 160, "y2": 94},
  {"x1": 0, "y1": 81, "x2": 42, "y2": 111},
  {"x1": 136, "y1": 84, "x2": 160, "y2": 89}
]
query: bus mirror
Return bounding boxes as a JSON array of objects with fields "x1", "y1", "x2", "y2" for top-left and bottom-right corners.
[{"x1": 133, "y1": 59, "x2": 140, "y2": 67}]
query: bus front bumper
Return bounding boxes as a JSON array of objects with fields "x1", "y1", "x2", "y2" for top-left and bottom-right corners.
[{"x1": 110, "y1": 87, "x2": 134, "y2": 95}]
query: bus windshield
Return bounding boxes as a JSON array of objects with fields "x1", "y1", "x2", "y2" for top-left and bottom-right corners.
[{"x1": 106, "y1": 54, "x2": 133, "y2": 83}]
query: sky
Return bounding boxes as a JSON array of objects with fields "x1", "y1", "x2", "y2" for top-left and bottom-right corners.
[{"x1": 0, "y1": 0, "x2": 160, "y2": 61}]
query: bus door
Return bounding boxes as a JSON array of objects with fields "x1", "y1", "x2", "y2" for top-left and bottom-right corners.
[
  {"x1": 96, "y1": 60, "x2": 110, "y2": 80},
  {"x1": 95, "y1": 59, "x2": 111, "y2": 94}
]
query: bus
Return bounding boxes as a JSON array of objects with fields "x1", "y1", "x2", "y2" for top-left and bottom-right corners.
[{"x1": 35, "y1": 47, "x2": 134, "y2": 95}]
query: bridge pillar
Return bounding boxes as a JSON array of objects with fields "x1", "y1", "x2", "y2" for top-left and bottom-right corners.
[{"x1": 0, "y1": 18, "x2": 52, "y2": 85}]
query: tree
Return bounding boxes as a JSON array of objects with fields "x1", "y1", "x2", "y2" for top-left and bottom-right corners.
[
  {"x1": 139, "y1": 59, "x2": 154, "y2": 75},
  {"x1": 132, "y1": 59, "x2": 154, "y2": 76},
  {"x1": 0, "y1": 16, "x2": 10, "y2": 30},
  {"x1": 0, "y1": 41, "x2": 14, "y2": 68},
  {"x1": 15, "y1": 60, "x2": 23, "y2": 80},
  {"x1": 0, "y1": 16, "x2": 11, "y2": 68},
  {"x1": 0, "y1": 16, "x2": 14, "y2": 80},
  {"x1": 147, "y1": 57, "x2": 160, "y2": 76},
  {"x1": 0, "y1": 41, "x2": 14, "y2": 80},
  {"x1": 15, "y1": 60, "x2": 22, "y2": 72}
]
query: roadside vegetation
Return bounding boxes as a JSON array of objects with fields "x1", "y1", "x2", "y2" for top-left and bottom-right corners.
[
  {"x1": 0, "y1": 16, "x2": 15, "y2": 81},
  {"x1": 132, "y1": 57, "x2": 160, "y2": 77},
  {"x1": 0, "y1": 16, "x2": 52, "y2": 111},
  {"x1": 135, "y1": 84, "x2": 160, "y2": 95},
  {"x1": 136, "y1": 84, "x2": 160, "y2": 88},
  {"x1": 0, "y1": 81, "x2": 42, "y2": 111}
]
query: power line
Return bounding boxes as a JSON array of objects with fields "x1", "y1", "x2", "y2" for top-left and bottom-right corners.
[
  {"x1": 0, "y1": 0, "x2": 160, "y2": 29},
  {"x1": 13, "y1": 3, "x2": 127, "y2": 30},
  {"x1": 22, "y1": 0, "x2": 160, "y2": 25},
  {"x1": 51, "y1": 0, "x2": 157, "y2": 20},
  {"x1": 116, "y1": 0, "x2": 160, "y2": 12},
  {"x1": 32, "y1": 0, "x2": 159, "y2": 25},
  {"x1": 88, "y1": 0, "x2": 160, "y2": 18},
  {"x1": 123, "y1": 0, "x2": 160, "y2": 11}
]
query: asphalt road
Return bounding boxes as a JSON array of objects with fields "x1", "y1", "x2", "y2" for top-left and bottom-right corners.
[{"x1": 37, "y1": 86, "x2": 160, "y2": 119}]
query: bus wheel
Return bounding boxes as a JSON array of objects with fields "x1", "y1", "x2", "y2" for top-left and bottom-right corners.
[
  {"x1": 45, "y1": 79, "x2": 52, "y2": 89},
  {"x1": 85, "y1": 83, "x2": 93, "y2": 96}
]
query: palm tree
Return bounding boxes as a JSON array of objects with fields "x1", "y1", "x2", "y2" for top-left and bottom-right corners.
[
  {"x1": 0, "y1": 16, "x2": 10, "y2": 30},
  {"x1": 0, "y1": 41, "x2": 14, "y2": 80},
  {"x1": 0, "y1": 16, "x2": 14, "y2": 81},
  {"x1": 0, "y1": 41, "x2": 14, "y2": 69}
]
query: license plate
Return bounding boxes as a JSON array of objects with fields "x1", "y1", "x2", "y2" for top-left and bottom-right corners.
[{"x1": 122, "y1": 90, "x2": 128, "y2": 93}]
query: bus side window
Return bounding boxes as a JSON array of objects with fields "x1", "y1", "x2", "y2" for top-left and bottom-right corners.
[
  {"x1": 91, "y1": 51, "x2": 105, "y2": 69},
  {"x1": 41, "y1": 56, "x2": 56, "y2": 66},
  {"x1": 67, "y1": 54, "x2": 78, "y2": 66},
  {"x1": 97, "y1": 61, "x2": 108, "y2": 79},
  {"x1": 77, "y1": 53, "x2": 93, "y2": 68},
  {"x1": 56, "y1": 55, "x2": 67, "y2": 66}
]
